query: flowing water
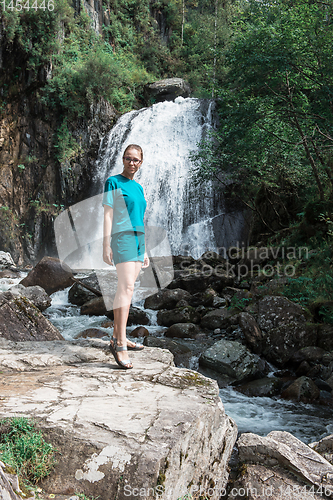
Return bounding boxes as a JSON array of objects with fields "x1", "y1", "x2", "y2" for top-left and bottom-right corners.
[
  {"x1": 42, "y1": 286, "x2": 332, "y2": 444},
  {"x1": 220, "y1": 386, "x2": 333, "y2": 444},
  {"x1": 93, "y1": 97, "x2": 249, "y2": 258}
]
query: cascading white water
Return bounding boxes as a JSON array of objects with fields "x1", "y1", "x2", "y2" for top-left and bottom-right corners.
[{"x1": 93, "y1": 97, "x2": 223, "y2": 258}]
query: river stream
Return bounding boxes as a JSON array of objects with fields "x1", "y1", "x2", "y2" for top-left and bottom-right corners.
[
  {"x1": 46, "y1": 285, "x2": 333, "y2": 444},
  {"x1": 2, "y1": 275, "x2": 331, "y2": 444}
]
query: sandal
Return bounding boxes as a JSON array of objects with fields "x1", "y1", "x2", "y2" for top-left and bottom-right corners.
[
  {"x1": 109, "y1": 337, "x2": 133, "y2": 369},
  {"x1": 111, "y1": 336, "x2": 144, "y2": 351},
  {"x1": 127, "y1": 341, "x2": 144, "y2": 351}
]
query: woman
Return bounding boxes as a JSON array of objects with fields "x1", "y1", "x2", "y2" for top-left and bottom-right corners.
[{"x1": 102, "y1": 144, "x2": 149, "y2": 369}]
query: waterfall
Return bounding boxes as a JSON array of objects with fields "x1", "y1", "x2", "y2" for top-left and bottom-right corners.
[{"x1": 93, "y1": 97, "x2": 248, "y2": 259}]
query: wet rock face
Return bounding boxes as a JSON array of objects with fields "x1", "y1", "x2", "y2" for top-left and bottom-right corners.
[
  {"x1": 144, "y1": 288, "x2": 192, "y2": 310},
  {"x1": 0, "y1": 339, "x2": 238, "y2": 500},
  {"x1": 0, "y1": 291, "x2": 63, "y2": 341},
  {"x1": 236, "y1": 431, "x2": 333, "y2": 495},
  {"x1": 281, "y1": 376, "x2": 320, "y2": 402},
  {"x1": 72, "y1": 0, "x2": 111, "y2": 35},
  {"x1": 157, "y1": 307, "x2": 200, "y2": 326},
  {"x1": 20, "y1": 256, "x2": 73, "y2": 295},
  {"x1": 144, "y1": 78, "x2": 191, "y2": 103},
  {"x1": 9, "y1": 283, "x2": 51, "y2": 311},
  {"x1": 199, "y1": 339, "x2": 267, "y2": 382},
  {"x1": 0, "y1": 75, "x2": 116, "y2": 264}
]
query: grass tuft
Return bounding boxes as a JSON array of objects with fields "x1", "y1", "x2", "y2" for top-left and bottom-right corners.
[{"x1": 0, "y1": 417, "x2": 56, "y2": 484}]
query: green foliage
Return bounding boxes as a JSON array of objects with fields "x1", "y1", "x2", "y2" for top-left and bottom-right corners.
[
  {"x1": 229, "y1": 295, "x2": 250, "y2": 311},
  {"x1": 319, "y1": 213, "x2": 333, "y2": 237},
  {"x1": 281, "y1": 240, "x2": 333, "y2": 322},
  {"x1": 75, "y1": 494, "x2": 100, "y2": 500},
  {"x1": 0, "y1": 0, "x2": 71, "y2": 72},
  {"x1": 54, "y1": 119, "x2": 81, "y2": 162},
  {"x1": 192, "y1": 0, "x2": 333, "y2": 234},
  {"x1": 0, "y1": 417, "x2": 56, "y2": 484},
  {"x1": 179, "y1": 0, "x2": 236, "y2": 96},
  {"x1": 39, "y1": 6, "x2": 152, "y2": 116},
  {"x1": 1, "y1": 0, "x2": 237, "y2": 114}
]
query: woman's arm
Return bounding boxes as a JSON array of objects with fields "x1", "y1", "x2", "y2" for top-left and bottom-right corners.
[
  {"x1": 142, "y1": 200, "x2": 149, "y2": 268},
  {"x1": 103, "y1": 205, "x2": 113, "y2": 265},
  {"x1": 142, "y1": 248, "x2": 150, "y2": 268}
]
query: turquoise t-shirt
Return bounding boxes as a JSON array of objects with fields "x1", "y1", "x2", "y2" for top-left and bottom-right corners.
[{"x1": 102, "y1": 174, "x2": 147, "y2": 236}]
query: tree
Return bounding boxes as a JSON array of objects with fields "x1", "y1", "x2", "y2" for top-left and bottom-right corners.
[{"x1": 193, "y1": 0, "x2": 333, "y2": 230}]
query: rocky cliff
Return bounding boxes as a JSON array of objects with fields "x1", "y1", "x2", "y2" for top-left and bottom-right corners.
[
  {"x1": 0, "y1": 0, "x2": 119, "y2": 265},
  {"x1": 0, "y1": 84, "x2": 116, "y2": 264}
]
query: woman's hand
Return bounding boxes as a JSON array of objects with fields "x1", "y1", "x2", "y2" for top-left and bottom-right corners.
[
  {"x1": 142, "y1": 252, "x2": 150, "y2": 269},
  {"x1": 103, "y1": 245, "x2": 113, "y2": 265}
]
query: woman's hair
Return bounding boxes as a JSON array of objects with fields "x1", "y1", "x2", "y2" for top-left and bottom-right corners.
[{"x1": 123, "y1": 144, "x2": 143, "y2": 161}]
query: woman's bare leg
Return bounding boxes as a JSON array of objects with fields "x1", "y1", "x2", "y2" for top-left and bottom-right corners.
[{"x1": 113, "y1": 261, "x2": 142, "y2": 364}]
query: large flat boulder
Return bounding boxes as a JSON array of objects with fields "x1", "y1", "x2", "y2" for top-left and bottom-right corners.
[
  {"x1": 0, "y1": 291, "x2": 63, "y2": 342},
  {"x1": 0, "y1": 339, "x2": 237, "y2": 500}
]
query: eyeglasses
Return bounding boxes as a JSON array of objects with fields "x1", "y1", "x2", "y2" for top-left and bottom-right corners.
[{"x1": 123, "y1": 157, "x2": 142, "y2": 165}]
